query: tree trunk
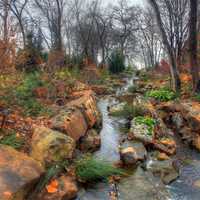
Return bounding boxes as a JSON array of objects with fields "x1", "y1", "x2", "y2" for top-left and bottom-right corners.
[
  {"x1": 189, "y1": 0, "x2": 200, "y2": 93},
  {"x1": 148, "y1": 0, "x2": 181, "y2": 92}
]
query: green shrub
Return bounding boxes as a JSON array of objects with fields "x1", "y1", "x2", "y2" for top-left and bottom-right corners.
[
  {"x1": 134, "y1": 116, "x2": 156, "y2": 136},
  {"x1": 111, "y1": 103, "x2": 146, "y2": 119},
  {"x1": 75, "y1": 156, "x2": 124, "y2": 182},
  {"x1": 146, "y1": 88, "x2": 176, "y2": 102},
  {"x1": 108, "y1": 49, "x2": 125, "y2": 74},
  {"x1": 0, "y1": 131, "x2": 24, "y2": 149}
]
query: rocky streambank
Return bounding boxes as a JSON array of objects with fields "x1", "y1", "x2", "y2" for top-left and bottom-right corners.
[{"x1": 0, "y1": 88, "x2": 102, "y2": 200}]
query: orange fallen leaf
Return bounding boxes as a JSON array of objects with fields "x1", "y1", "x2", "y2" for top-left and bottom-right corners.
[
  {"x1": 3, "y1": 191, "x2": 12, "y2": 198},
  {"x1": 46, "y1": 180, "x2": 59, "y2": 193}
]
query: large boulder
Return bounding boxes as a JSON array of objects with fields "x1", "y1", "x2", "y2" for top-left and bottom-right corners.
[
  {"x1": 37, "y1": 176, "x2": 78, "y2": 200},
  {"x1": 79, "y1": 129, "x2": 101, "y2": 152},
  {"x1": 30, "y1": 126, "x2": 75, "y2": 166},
  {"x1": 0, "y1": 145, "x2": 44, "y2": 200},
  {"x1": 51, "y1": 108, "x2": 88, "y2": 141},
  {"x1": 67, "y1": 90, "x2": 101, "y2": 128}
]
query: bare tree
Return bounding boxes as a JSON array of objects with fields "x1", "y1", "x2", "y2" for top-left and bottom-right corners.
[
  {"x1": 34, "y1": 0, "x2": 65, "y2": 50},
  {"x1": 148, "y1": 0, "x2": 181, "y2": 92},
  {"x1": 7, "y1": 0, "x2": 29, "y2": 47},
  {"x1": 137, "y1": 7, "x2": 163, "y2": 69},
  {"x1": 189, "y1": 0, "x2": 200, "y2": 93}
]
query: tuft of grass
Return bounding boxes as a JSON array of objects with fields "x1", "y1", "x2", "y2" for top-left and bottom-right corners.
[
  {"x1": 75, "y1": 156, "x2": 124, "y2": 183},
  {"x1": 111, "y1": 103, "x2": 146, "y2": 119},
  {"x1": 134, "y1": 116, "x2": 156, "y2": 136},
  {"x1": 0, "y1": 131, "x2": 24, "y2": 149},
  {"x1": 146, "y1": 88, "x2": 176, "y2": 102}
]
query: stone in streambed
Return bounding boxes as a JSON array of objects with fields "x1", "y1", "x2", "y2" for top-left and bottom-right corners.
[
  {"x1": 30, "y1": 126, "x2": 75, "y2": 166},
  {"x1": 0, "y1": 145, "x2": 44, "y2": 200},
  {"x1": 118, "y1": 167, "x2": 171, "y2": 200},
  {"x1": 147, "y1": 160, "x2": 179, "y2": 184},
  {"x1": 121, "y1": 141, "x2": 147, "y2": 162},
  {"x1": 120, "y1": 147, "x2": 138, "y2": 166}
]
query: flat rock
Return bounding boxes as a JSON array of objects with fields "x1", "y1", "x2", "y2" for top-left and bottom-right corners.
[
  {"x1": 0, "y1": 145, "x2": 44, "y2": 200},
  {"x1": 31, "y1": 126, "x2": 75, "y2": 166}
]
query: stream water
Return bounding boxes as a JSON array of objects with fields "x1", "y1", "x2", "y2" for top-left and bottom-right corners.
[{"x1": 77, "y1": 77, "x2": 200, "y2": 200}]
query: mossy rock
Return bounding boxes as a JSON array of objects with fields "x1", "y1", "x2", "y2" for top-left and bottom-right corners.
[{"x1": 30, "y1": 126, "x2": 75, "y2": 167}]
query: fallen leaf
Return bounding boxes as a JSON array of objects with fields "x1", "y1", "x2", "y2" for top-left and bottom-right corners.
[{"x1": 46, "y1": 180, "x2": 59, "y2": 193}]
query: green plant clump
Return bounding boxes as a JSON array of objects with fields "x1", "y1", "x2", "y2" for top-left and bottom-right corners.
[
  {"x1": 0, "y1": 131, "x2": 24, "y2": 149},
  {"x1": 146, "y1": 88, "x2": 176, "y2": 102},
  {"x1": 75, "y1": 156, "x2": 124, "y2": 183},
  {"x1": 135, "y1": 116, "x2": 156, "y2": 136}
]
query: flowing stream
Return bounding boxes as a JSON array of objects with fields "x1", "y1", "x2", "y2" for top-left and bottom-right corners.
[{"x1": 77, "y1": 77, "x2": 200, "y2": 200}]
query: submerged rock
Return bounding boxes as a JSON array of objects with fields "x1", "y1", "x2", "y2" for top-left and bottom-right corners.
[
  {"x1": 79, "y1": 129, "x2": 101, "y2": 152},
  {"x1": 147, "y1": 159, "x2": 179, "y2": 184},
  {"x1": 118, "y1": 167, "x2": 171, "y2": 200},
  {"x1": 31, "y1": 126, "x2": 75, "y2": 166},
  {"x1": 0, "y1": 145, "x2": 44, "y2": 200}
]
